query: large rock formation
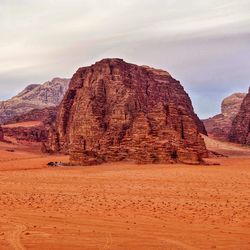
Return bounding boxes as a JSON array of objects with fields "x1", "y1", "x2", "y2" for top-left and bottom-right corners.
[
  {"x1": 229, "y1": 88, "x2": 250, "y2": 144},
  {"x1": 0, "y1": 78, "x2": 70, "y2": 124},
  {"x1": 203, "y1": 93, "x2": 246, "y2": 140},
  {"x1": 47, "y1": 59, "x2": 207, "y2": 165}
]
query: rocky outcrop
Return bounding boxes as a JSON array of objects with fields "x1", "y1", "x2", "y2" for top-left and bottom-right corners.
[
  {"x1": 5, "y1": 107, "x2": 57, "y2": 125},
  {"x1": 222, "y1": 93, "x2": 247, "y2": 117},
  {"x1": 0, "y1": 126, "x2": 4, "y2": 141},
  {"x1": 47, "y1": 58, "x2": 207, "y2": 165},
  {"x1": 0, "y1": 78, "x2": 69, "y2": 124},
  {"x1": 203, "y1": 93, "x2": 246, "y2": 140},
  {"x1": 2, "y1": 107, "x2": 57, "y2": 143},
  {"x1": 3, "y1": 125, "x2": 47, "y2": 142},
  {"x1": 229, "y1": 88, "x2": 250, "y2": 144}
]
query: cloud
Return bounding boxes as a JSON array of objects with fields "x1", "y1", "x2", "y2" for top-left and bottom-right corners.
[{"x1": 0, "y1": 0, "x2": 250, "y2": 117}]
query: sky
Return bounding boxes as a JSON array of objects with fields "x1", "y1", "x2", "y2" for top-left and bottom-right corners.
[{"x1": 0, "y1": 0, "x2": 250, "y2": 119}]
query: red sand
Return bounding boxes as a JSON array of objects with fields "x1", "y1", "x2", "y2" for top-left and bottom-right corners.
[{"x1": 0, "y1": 139, "x2": 249, "y2": 249}]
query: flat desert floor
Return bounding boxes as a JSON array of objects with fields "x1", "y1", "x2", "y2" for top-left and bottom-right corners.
[{"x1": 0, "y1": 138, "x2": 249, "y2": 249}]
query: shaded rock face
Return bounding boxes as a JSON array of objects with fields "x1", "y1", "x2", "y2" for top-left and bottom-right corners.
[
  {"x1": 0, "y1": 126, "x2": 4, "y2": 141},
  {"x1": 0, "y1": 78, "x2": 69, "y2": 124},
  {"x1": 203, "y1": 93, "x2": 246, "y2": 140},
  {"x1": 48, "y1": 59, "x2": 207, "y2": 165},
  {"x1": 229, "y1": 88, "x2": 250, "y2": 144}
]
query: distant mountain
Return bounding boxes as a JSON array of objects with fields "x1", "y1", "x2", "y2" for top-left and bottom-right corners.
[
  {"x1": 0, "y1": 78, "x2": 70, "y2": 124},
  {"x1": 203, "y1": 93, "x2": 246, "y2": 140}
]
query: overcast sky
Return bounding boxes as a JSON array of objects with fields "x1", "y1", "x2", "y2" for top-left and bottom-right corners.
[{"x1": 0, "y1": 0, "x2": 250, "y2": 118}]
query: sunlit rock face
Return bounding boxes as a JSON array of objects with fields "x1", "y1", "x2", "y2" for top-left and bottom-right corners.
[
  {"x1": 203, "y1": 93, "x2": 246, "y2": 141},
  {"x1": 229, "y1": 87, "x2": 250, "y2": 145},
  {"x1": 47, "y1": 58, "x2": 207, "y2": 165}
]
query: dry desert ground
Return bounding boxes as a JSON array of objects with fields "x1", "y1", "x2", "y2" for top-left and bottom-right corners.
[{"x1": 0, "y1": 137, "x2": 249, "y2": 250}]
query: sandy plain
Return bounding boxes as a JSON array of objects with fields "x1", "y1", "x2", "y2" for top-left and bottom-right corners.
[{"x1": 0, "y1": 136, "x2": 249, "y2": 250}]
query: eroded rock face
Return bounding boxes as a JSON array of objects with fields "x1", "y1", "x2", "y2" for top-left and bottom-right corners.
[
  {"x1": 203, "y1": 93, "x2": 246, "y2": 140},
  {"x1": 0, "y1": 78, "x2": 69, "y2": 124},
  {"x1": 48, "y1": 59, "x2": 207, "y2": 165},
  {"x1": 229, "y1": 88, "x2": 250, "y2": 144}
]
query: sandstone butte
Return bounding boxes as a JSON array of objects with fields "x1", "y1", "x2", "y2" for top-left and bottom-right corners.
[
  {"x1": 229, "y1": 87, "x2": 250, "y2": 144},
  {"x1": 46, "y1": 58, "x2": 208, "y2": 165},
  {"x1": 203, "y1": 92, "x2": 246, "y2": 141}
]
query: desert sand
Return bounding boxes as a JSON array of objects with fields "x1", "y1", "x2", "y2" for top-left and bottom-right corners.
[{"x1": 0, "y1": 138, "x2": 249, "y2": 249}]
